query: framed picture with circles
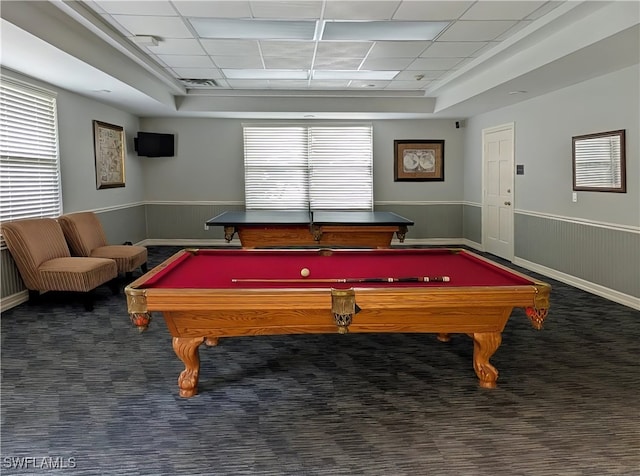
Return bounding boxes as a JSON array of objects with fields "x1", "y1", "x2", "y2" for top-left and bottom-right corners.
[{"x1": 393, "y1": 140, "x2": 444, "y2": 182}]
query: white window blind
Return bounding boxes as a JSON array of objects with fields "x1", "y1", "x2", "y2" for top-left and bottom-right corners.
[
  {"x1": 0, "y1": 78, "x2": 61, "y2": 223},
  {"x1": 244, "y1": 126, "x2": 309, "y2": 209},
  {"x1": 573, "y1": 135, "x2": 622, "y2": 188},
  {"x1": 243, "y1": 124, "x2": 373, "y2": 210}
]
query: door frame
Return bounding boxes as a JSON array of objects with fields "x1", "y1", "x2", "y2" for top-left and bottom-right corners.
[{"x1": 481, "y1": 122, "x2": 515, "y2": 261}]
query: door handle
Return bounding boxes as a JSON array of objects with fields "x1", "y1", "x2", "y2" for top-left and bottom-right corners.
[{"x1": 504, "y1": 201, "x2": 511, "y2": 206}]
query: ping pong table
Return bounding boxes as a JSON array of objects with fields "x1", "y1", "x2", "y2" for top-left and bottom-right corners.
[{"x1": 205, "y1": 210, "x2": 414, "y2": 248}]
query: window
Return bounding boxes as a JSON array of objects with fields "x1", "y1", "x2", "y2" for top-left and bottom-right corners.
[
  {"x1": 572, "y1": 130, "x2": 626, "y2": 193},
  {"x1": 243, "y1": 124, "x2": 373, "y2": 210},
  {"x1": 0, "y1": 77, "x2": 61, "y2": 224}
]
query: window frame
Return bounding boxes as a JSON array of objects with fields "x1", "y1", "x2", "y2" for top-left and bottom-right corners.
[
  {"x1": 572, "y1": 129, "x2": 626, "y2": 193},
  {"x1": 243, "y1": 123, "x2": 374, "y2": 211}
]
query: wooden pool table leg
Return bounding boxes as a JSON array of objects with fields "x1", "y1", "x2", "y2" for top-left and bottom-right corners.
[
  {"x1": 173, "y1": 336, "x2": 206, "y2": 398},
  {"x1": 470, "y1": 332, "x2": 502, "y2": 389}
]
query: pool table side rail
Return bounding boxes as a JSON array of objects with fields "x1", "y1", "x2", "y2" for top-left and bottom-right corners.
[
  {"x1": 126, "y1": 284, "x2": 547, "y2": 311},
  {"x1": 124, "y1": 248, "x2": 550, "y2": 333},
  {"x1": 462, "y1": 250, "x2": 551, "y2": 310}
]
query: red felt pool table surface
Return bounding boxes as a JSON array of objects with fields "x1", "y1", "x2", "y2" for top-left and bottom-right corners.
[
  {"x1": 125, "y1": 248, "x2": 551, "y2": 397},
  {"x1": 140, "y1": 248, "x2": 533, "y2": 289}
]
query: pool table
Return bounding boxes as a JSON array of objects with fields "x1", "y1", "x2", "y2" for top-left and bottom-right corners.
[
  {"x1": 125, "y1": 248, "x2": 550, "y2": 397},
  {"x1": 205, "y1": 210, "x2": 414, "y2": 248}
]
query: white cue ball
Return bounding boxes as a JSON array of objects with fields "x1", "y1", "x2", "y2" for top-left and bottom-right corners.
[{"x1": 300, "y1": 268, "x2": 310, "y2": 278}]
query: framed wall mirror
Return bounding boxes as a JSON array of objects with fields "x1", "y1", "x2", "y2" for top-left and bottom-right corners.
[{"x1": 572, "y1": 129, "x2": 626, "y2": 192}]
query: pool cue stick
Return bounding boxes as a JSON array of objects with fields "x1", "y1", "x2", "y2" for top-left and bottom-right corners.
[{"x1": 232, "y1": 276, "x2": 450, "y2": 283}]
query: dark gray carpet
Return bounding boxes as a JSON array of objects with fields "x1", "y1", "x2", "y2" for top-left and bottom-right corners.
[{"x1": 1, "y1": 246, "x2": 639, "y2": 475}]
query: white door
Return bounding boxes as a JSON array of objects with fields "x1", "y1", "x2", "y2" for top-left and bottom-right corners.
[{"x1": 482, "y1": 124, "x2": 514, "y2": 260}]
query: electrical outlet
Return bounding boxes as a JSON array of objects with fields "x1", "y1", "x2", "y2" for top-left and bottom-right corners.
[
  {"x1": 572, "y1": 192, "x2": 578, "y2": 203},
  {"x1": 204, "y1": 224, "x2": 209, "y2": 230}
]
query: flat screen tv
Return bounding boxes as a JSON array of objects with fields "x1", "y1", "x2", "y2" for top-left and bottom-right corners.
[{"x1": 134, "y1": 131, "x2": 175, "y2": 157}]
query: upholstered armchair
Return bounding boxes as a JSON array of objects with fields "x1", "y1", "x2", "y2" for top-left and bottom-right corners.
[
  {"x1": 58, "y1": 212, "x2": 147, "y2": 279},
  {"x1": 1, "y1": 218, "x2": 119, "y2": 310}
]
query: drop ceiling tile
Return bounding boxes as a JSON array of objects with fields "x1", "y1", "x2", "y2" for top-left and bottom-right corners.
[
  {"x1": 437, "y1": 20, "x2": 518, "y2": 42},
  {"x1": 146, "y1": 38, "x2": 206, "y2": 55},
  {"x1": 394, "y1": 70, "x2": 446, "y2": 81},
  {"x1": 259, "y1": 41, "x2": 316, "y2": 57},
  {"x1": 267, "y1": 80, "x2": 310, "y2": 89},
  {"x1": 173, "y1": 1, "x2": 252, "y2": 18},
  {"x1": 367, "y1": 41, "x2": 430, "y2": 58},
  {"x1": 93, "y1": 1, "x2": 176, "y2": 16},
  {"x1": 361, "y1": 57, "x2": 414, "y2": 70},
  {"x1": 421, "y1": 41, "x2": 487, "y2": 58},
  {"x1": 249, "y1": 1, "x2": 323, "y2": 19},
  {"x1": 264, "y1": 57, "x2": 312, "y2": 69},
  {"x1": 157, "y1": 54, "x2": 214, "y2": 68},
  {"x1": 96, "y1": 13, "x2": 132, "y2": 37},
  {"x1": 313, "y1": 57, "x2": 363, "y2": 70},
  {"x1": 322, "y1": 20, "x2": 449, "y2": 41},
  {"x1": 316, "y1": 42, "x2": 372, "y2": 57},
  {"x1": 461, "y1": 1, "x2": 546, "y2": 20},
  {"x1": 111, "y1": 15, "x2": 193, "y2": 38},
  {"x1": 73, "y1": 0, "x2": 580, "y2": 99},
  {"x1": 393, "y1": 1, "x2": 474, "y2": 21},
  {"x1": 407, "y1": 57, "x2": 465, "y2": 70},
  {"x1": 225, "y1": 79, "x2": 271, "y2": 88},
  {"x1": 526, "y1": 1, "x2": 564, "y2": 20},
  {"x1": 201, "y1": 40, "x2": 261, "y2": 56},
  {"x1": 171, "y1": 68, "x2": 223, "y2": 79},
  {"x1": 323, "y1": 1, "x2": 400, "y2": 20},
  {"x1": 190, "y1": 18, "x2": 317, "y2": 40},
  {"x1": 495, "y1": 20, "x2": 533, "y2": 41},
  {"x1": 211, "y1": 56, "x2": 264, "y2": 68}
]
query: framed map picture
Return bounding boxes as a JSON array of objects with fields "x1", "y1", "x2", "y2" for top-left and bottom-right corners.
[
  {"x1": 93, "y1": 120, "x2": 125, "y2": 189},
  {"x1": 394, "y1": 139, "x2": 444, "y2": 181}
]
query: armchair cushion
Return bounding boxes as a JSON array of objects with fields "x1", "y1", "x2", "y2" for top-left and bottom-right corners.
[{"x1": 90, "y1": 245, "x2": 147, "y2": 275}]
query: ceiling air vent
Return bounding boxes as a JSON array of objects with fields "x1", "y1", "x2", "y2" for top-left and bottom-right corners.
[{"x1": 178, "y1": 78, "x2": 220, "y2": 88}]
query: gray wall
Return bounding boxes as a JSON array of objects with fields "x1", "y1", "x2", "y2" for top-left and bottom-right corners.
[
  {"x1": 138, "y1": 117, "x2": 465, "y2": 203},
  {"x1": 56, "y1": 89, "x2": 145, "y2": 223},
  {"x1": 138, "y1": 117, "x2": 466, "y2": 241},
  {"x1": 463, "y1": 65, "x2": 638, "y2": 225},
  {"x1": 463, "y1": 65, "x2": 639, "y2": 301},
  {"x1": 2, "y1": 65, "x2": 638, "y2": 308},
  {"x1": 0, "y1": 69, "x2": 146, "y2": 220},
  {"x1": 0, "y1": 69, "x2": 145, "y2": 304}
]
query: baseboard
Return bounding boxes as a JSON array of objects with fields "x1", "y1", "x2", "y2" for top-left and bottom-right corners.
[
  {"x1": 0, "y1": 290, "x2": 28, "y2": 313},
  {"x1": 513, "y1": 257, "x2": 640, "y2": 311},
  {"x1": 139, "y1": 238, "x2": 473, "y2": 248},
  {"x1": 138, "y1": 239, "x2": 238, "y2": 247}
]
